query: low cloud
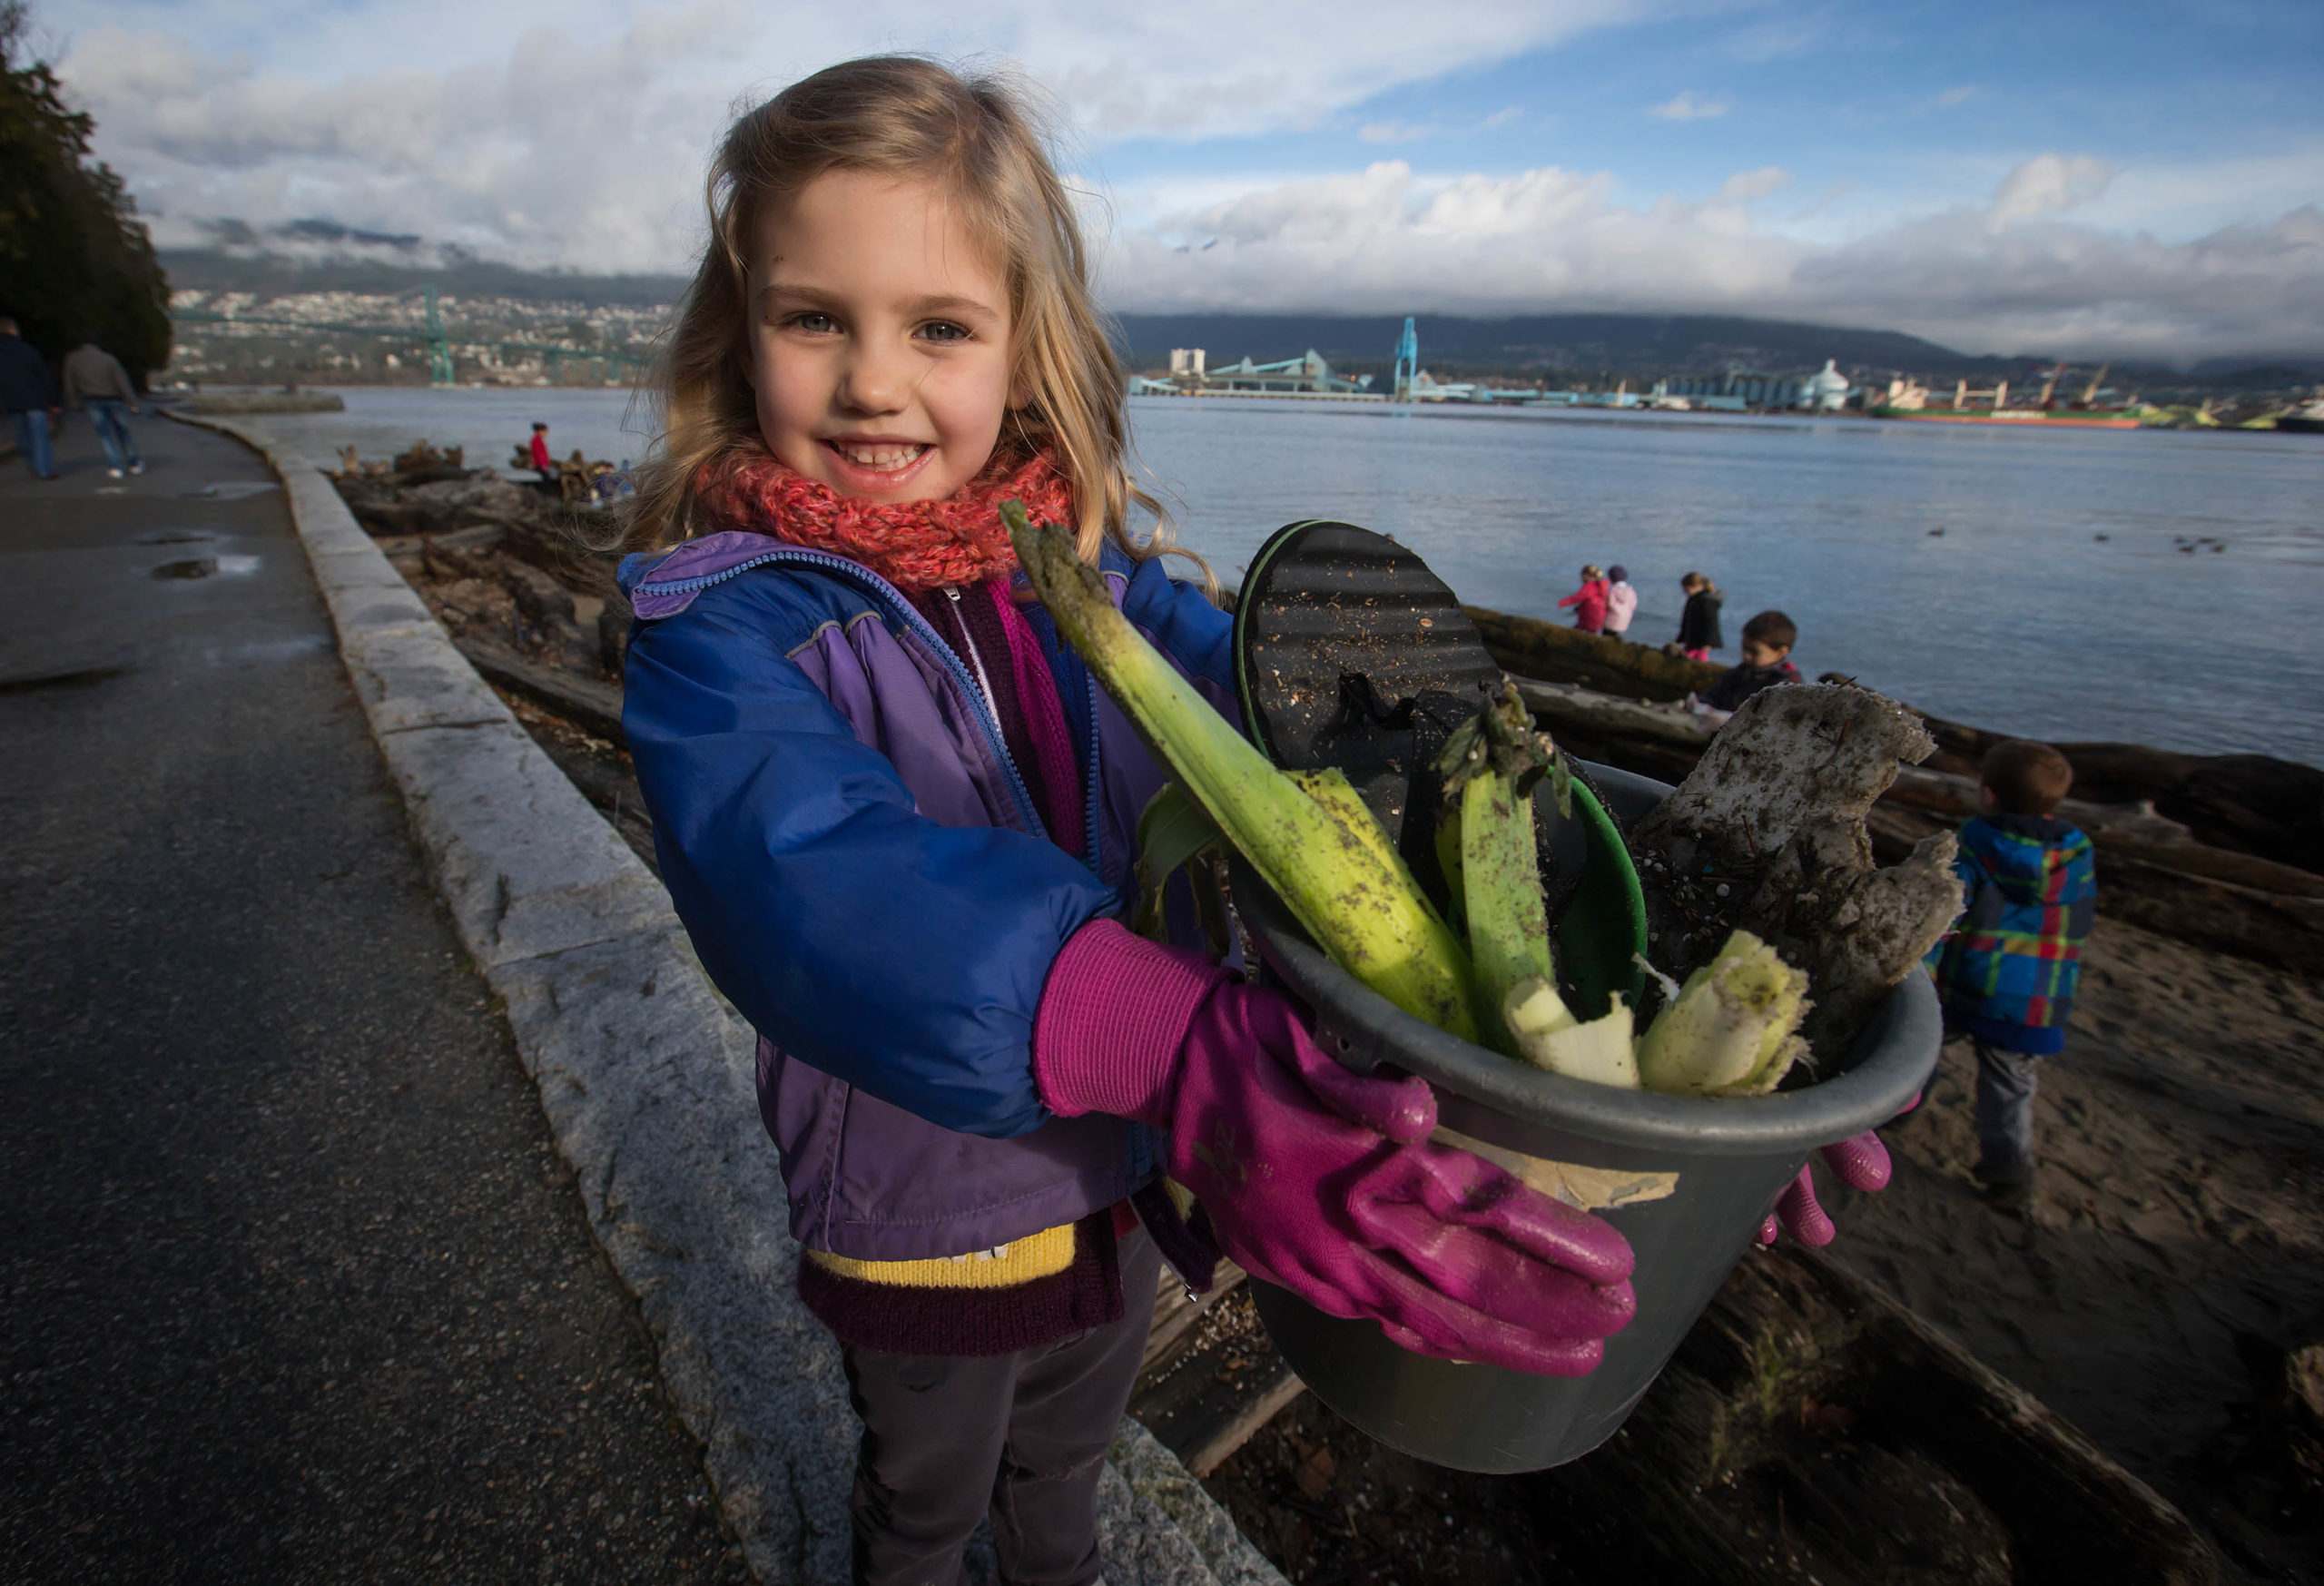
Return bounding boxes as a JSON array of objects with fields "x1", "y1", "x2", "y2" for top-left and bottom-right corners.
[
  {"x1": 1646, "y1": 90, "x2": 1728, "y2": 121},
  {"x1": 46, "y1": 12, "x2": 2322, "y2": 362},
  {"x1": 1986, "y1": 153, "x2": 2113, "y2": 229},
  {"x1": 1104, "y1": 157, "x2": 2324, "y2": 361}
]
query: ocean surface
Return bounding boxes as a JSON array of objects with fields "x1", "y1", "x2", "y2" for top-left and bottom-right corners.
[{"x1": 258, "y1": 387, "x2": 2324, "y2": 766}]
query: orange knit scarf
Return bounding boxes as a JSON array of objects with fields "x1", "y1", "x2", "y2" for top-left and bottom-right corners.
[{"x1": 693, "y1": 447, "x2": 1076, "y2": 594}]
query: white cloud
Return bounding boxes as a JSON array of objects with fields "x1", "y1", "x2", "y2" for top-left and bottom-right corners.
[
  {"x1": 1358, "y1": 120, "x2": 1436, "y2": 144},
  {"x1": 1985, "y1": 153, "x2": 2112, "y2": 229},
  {"x1": 1936, "y1": 84, "x2": 1976, "y2": 107},
  {"x1": 1646, "y1": 90, "x2": 1728, "y2": 121},
  {"x1": 38, "y1": 5, "x2": 2324, "y2": 361},
  {"x1": 1100, "y1": 155, "x2": 2324, "y2": 360},
  {"x1": 52, "y1": 0, "x2": 1666, "y2": 271}
]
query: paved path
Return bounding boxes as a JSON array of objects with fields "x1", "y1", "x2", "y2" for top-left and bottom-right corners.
[{"x1": 0, "y1": 415, "x2": 748, "y2": 1582}]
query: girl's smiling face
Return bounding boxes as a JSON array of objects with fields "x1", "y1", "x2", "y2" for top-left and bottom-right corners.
[{"x1": 744, "y1": 170, "x2": 1020, "y2": 504}]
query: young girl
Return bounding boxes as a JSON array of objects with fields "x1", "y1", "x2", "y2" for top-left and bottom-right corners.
[
  {"x1": 1673, "y1": 570, "x2": 1724, "y2": 660},
  {"x1": 1601, "y1": 564, "x2": 1639, "y2": 642},
  {"x1": 615, "y1": 57, "x2": 1636, "y2": 1584},
  {"x1": 1557, "y1": 562, "x2": 1609, "y2": 633}
]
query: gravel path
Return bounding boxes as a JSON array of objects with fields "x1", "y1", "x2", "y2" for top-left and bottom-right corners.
[{"x1": 0, "y1": 416, "x2": 746, "y2": 1582}]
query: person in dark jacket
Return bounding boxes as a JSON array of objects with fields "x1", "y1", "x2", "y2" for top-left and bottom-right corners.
[
  {"x1": 1670, "y1": 570, "x2": 1723, "y2": 659},
  {"x1": 61, "y1": 337, "x2": 143, "y2": 478},
  {"x1": 1691, "y1": 609, "x2": 1802, "y2": 722},
  {"x1": 1924, "y1": 742, "x2": 2096, "y2": 1215},
  {"x1": 0, "y1": 316, "x2": 58, "y2": 480}
]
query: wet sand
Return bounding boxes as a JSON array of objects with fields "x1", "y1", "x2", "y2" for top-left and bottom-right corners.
[{"x1": 1830, "y1": 917, "x2": 2324, "y2": 1581}]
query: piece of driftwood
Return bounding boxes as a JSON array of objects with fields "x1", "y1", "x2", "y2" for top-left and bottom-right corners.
[
  {"x1": 1474, "y1": 603, "x2": 2324, "y2": 873},
  {"x1": 2231, "y1": 1324, "x2": 2324, "y2": 1529},
  {"x1": 1144, "y1": 1260, "x2": 1247, "y2": 1374},
  {"x1": 455, "y1": 637, "x2": 627, "y2": 748},
  {"x1": 425, "y1": 542, "x2": 598, "y2": 675},
  {"x1": 369, "y1": 522, "x2": 507, "y2": 561},
  {"x1": 2086, "y1": 850, "x2": 2324, "y2": 975},
  {"x1": 479, "y1": 514, "x2": 626, "y2": 606},
  {"x1": 1131, "y1": 1273, "x2": 1306, "y2": 1479},
  {"x1": 1629, "y1": 685, "x2": 1964, "y2": 1054},
  {"x1": 1533, "y1": 1243, "x2": 2218, "y2": 1586},
  {"x1": 1514, "y1": 675, "x2": 2324, "y2": 972},
  {"x1": 1467, "y1": 605, "x2": 1721, "y2": 703}
]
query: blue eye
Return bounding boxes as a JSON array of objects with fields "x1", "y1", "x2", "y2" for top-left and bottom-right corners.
[
  {"x1": 920, "y1": 320, "x2": 970, "y2": 343},
  {"x1": 787, "y1": 312, "x2": 837, "y2": 334}
]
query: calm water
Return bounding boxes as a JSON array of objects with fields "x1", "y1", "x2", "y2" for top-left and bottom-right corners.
[{"x1": 261, "y1": 388, "x2": 2324, "y2": 766}]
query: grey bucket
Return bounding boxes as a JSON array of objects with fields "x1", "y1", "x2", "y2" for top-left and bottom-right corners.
[{"x1": 1228, "y1": 761, "x2": 1943, "y2": 1474}]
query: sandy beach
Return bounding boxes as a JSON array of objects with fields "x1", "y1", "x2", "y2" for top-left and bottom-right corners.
[{"x1": 1837, "y1": 917, "x2": 2324, "y2": 1580}]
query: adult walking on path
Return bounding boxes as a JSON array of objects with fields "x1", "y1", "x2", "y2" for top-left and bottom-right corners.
[
  {"x1": 0, "y1": 418, "x2": 746, "y2": 1581},
  {"x1": 0, "y1": 314, "x2": 58, "y2": 479},
  {"x1": 61, "y1": 335, "x2": 145, "y2": 478}
]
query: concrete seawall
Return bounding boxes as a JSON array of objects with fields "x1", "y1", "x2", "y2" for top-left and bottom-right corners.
[{"x1": 176, "y1": 411, "x2": 1282, "y2": 1586}]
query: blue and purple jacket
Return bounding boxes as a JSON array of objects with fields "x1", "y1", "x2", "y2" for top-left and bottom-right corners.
[{"x1": 618, "y1": 530, "x2": 1235, "y2": 1262}]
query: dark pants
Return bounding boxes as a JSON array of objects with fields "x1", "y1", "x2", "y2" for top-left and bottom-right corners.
[
  {"x1": 1972, "y1": 1039, "x2": 2042, "y2": 1184},
  {"x1": 842, "y1": 1227, "x2": 1160, "y2": 1586},
  {"x1": 10, "y1": 409, "x2": 54, "y2": 478},
  {"x1": 86, "y1": 399, "x2": 139, "y2": 471}
]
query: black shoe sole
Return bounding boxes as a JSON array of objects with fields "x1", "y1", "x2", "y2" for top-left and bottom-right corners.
[{"x1": 1231, "y1": 520, "x2": 1645, "y2": 1016}]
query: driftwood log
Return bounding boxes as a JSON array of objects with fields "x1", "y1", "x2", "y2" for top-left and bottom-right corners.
[
  {"x1": 1512, "y1": 677, "x2": 2324, "y2": 975},
  {"x1": 1471, "y1": 604, "x2": 2324, "y2": 875},
  {"x1": 1532, "y1": 1244, "x2": 2218, "y2": 1585},
  {"x1": 1627, "y1": 685, "x2": 1963, "y2": 1054}
]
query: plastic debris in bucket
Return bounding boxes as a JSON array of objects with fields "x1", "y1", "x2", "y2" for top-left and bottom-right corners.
[{"x1": 1229, "y1": 761, "x2": 1941, "y2": 1474}]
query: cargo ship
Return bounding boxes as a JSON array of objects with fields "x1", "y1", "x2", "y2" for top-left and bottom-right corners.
[
  {"x1": 1870, "y1": 364, "x2": 2143, "y2": 429},
  {"x1": 2276, "y1": 399, "x2": 2324, "y2": 435}
]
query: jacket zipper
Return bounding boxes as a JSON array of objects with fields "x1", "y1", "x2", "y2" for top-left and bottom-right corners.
[
  {"x1": 941, "y1": 586, "x2": 1002, "y2": 723},
  {"x1": 634, "y1": 547, "x2": 1050, "y2": 845}
]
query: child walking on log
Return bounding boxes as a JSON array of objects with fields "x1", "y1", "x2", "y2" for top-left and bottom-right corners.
[{"x1": 613, "y1": 58, "x2": 1639, "y2": 1584}]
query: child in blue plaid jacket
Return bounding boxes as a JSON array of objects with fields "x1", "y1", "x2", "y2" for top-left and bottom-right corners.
[{"x1": 1927, "y1": 741, "x2": 2097, "y2": 1213}]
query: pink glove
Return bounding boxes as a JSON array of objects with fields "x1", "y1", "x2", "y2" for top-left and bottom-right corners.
[
  {"x1": 1756, "y1": 1132, "x2": 1892, "y2": 1246},
  {"x1": 1755, "y1": 1088, "x2": 1919, "y2": 1245},
  {"x1": 1035, "y1": 921, "x2": 1635, "y2": 1376}
]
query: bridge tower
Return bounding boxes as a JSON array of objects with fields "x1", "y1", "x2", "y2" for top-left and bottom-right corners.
[
  {"x1": 423, "y1": 285, "x2": 456, "y2": 388},
  {"x1": 1392, "y1": 317, "x2": 1419, "y2": 401}
]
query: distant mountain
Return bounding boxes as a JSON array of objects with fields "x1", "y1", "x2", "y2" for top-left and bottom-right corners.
[
  {"x1": 1108, "y1": 312, "x2": 2007, "y2": 379},
  {"x1": 162, "y1": 241, "x2": 689, "y2": 310},
  {"x1": 160, "y1": 237, "x2": 2306, "y2": 389}
]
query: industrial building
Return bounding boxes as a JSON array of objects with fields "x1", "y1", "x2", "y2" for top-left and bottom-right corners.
[{"x1": 1653, "y1": 359, "x2": 1854, "y2": 412}]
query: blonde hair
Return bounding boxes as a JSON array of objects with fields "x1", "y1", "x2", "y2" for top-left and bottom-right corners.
[{"x1": 626, "y1": 55, "x2": 1197, "y2": 586}]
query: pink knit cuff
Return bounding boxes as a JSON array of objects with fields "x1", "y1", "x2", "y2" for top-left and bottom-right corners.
[{"x1": 1033, "y1": 920, "x2": 1231, "y2": 1125}]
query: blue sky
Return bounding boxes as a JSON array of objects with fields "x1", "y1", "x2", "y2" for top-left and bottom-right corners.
[{"x1": 34, "y1": 0, "x2": 2324, "y2": 359}]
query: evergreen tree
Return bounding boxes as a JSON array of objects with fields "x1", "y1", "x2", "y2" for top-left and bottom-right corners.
[{"x1": 0, "y1": 2, "x2": 170, "y2": 379}]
